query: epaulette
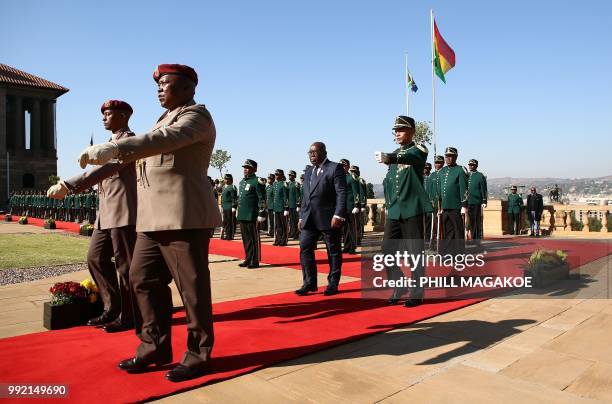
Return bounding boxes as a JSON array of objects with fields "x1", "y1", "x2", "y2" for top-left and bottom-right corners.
[{"x1": 416, "y1": 144, "x2": 428, "y2": 154}]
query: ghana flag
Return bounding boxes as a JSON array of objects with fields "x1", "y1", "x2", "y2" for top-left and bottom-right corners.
[{"x1": 433, "y1": 19, "x2": 455, "y2": 83}]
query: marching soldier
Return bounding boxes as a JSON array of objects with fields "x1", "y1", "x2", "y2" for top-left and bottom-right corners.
[
  {"x1": 340, "y1": 159, "x2": 359, "y2": 254},
  {"x1": 287, "y1": 170, "x2": 300, "y2": 239},
  {"x1": 220, "y1": 173, "x2": 238, "y2": 240},
  {"x1": 78, "y1": 64, "x2": 222, "y2": 381},
  {"x1": 272, "y1": 169, "x2": 289, "y2": 246},
  {"x1": 266, "y1": 174, "x2": 275, "y2": 237},
  {"x1": 437, "y1": 147, "x2": 468, "y2": 255},
  {"x1": 427, "y1": 156, "x2": 444, "y2": 243},
  {"x1": 375, "y1": 115, "x2": 432, "y2": 307},
  {"x1": 47, "y1": 99, "x2": 138, "y2": 333},
  {"x1": 467, "y1": 159, "x2": 488, "y2": 245},
  {"x1": 423, "y1": 162, "x2": 433, "y2": 242},
  {"x1": 357, "y1": 167, "x2": 368, "y2": 244},
  {"x1": 237, "y1": 159, "x2": 266, "y2": 268},
  {"x1": 507, "y1": 185, "x2": 523, "y2": 235}
]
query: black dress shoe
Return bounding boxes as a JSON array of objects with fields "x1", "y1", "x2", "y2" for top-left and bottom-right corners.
[
  {"x1": 103, "y1": 320, "x2": 134, "y2": 333},
  {"x1": 238, "y1": 261, "x2": 248, "y2": 267},
  {"x1": 387, "y1": 287, "x2": 408, "y2": 305},
  {"x1": 404, "y1": 298, "x2": 424, "y2": 308},
  {"x1": 165, "y1": 364, "x2": 209, "y2": 382},
  {"x1": 323, "y1": 287, "x2": 339, "y2": 296},
  {"x1": 247, "y1": 264, "x2": 259, "y2": 269},
  {"x1": 87, "y1": 311, "x2": 117, "y2": 326},
  {"x1": 295, "y1": 285, "x2": 318, "y2": 296},
  {"x1": 118, "y1": 356, "x2": 172, "y2": 373}
]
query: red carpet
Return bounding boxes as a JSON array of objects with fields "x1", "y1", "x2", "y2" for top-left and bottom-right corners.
[
  {"x1": 1, "y1": 215, "x2": 82, "y2": 234},
  {"x1": 0, "y1": 215, "x2": 609, "y2": 402}
]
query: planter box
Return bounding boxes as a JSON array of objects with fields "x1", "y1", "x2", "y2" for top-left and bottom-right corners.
[
  {"x1": 18, "y1": 219, "x2": 28, "y2": 225},
  {"x1": 43, "y1": 300, "x2": 104, "y2": 330},
  {"x1": 79, "y1": 227, "x2": 94, "y2": 237},
  {"x1": 525, "y1": 263, "x2": 570, "y2": 288}
]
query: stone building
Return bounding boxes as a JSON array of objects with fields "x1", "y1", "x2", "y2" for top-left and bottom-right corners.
[{"x1": 0, "y1": 63, "x2": 69, "y2": 203}]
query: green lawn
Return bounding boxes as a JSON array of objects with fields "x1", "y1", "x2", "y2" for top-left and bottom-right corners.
[{"x1": 0, "y1": 234, "x2": 89, "y2": 269}]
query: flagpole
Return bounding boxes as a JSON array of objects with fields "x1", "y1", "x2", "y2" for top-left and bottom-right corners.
[
  {"x1": 405, "y1": 53, "x2": 410, "y2": 115},
  {"x1": 430, "y1": 9, "x2": 437, "y2": 159}
]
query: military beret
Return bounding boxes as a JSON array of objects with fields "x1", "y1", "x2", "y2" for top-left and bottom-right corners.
[
  {"x1": 424, "y1": 162, "x2": 432, "y2": 168},
  {"x1": 349, "y1": 165, "x2": 358, "y2": 172},
  {"x1": 224, "y1": 173, "x2": 233, "y2": 180},
  {"x1": 275, "y1": 169, "x2": 284, "y2": 175},
  {"x1": 393, "y1": 115, "x2": 415, "y2": 129},
  {"x1": 468, "y1": 159, "x2": 478, "y2": 165},
  {"x1": 444, "y1": 146, "x2": 458, "y2": 156},
  {"x1": 339, "y1": 159, "x2": 350, "y2": 166},
  {"x1": 242, "y1": 159, "x2": 257, "y2": 170},
  {"x1": 511, "y1": 185, "x2": 518, "y2": 190},
  {"x1": 300, "y1": 174, "x2": 305, "y2": 179},
  {"x1": 288, "y1": 170, "x2": 296, "y2": 176},
  {"x1": 153, "y1": 64, "x2": 198, "y2": 85},
  {"x1": 434, "y1": 155, "x2": 444, "y2": 163},
  {"x1": 100, "y1": 100, "x2": 133, "y2": 114},
  {"x1": 268, "y1": 173, "x2": 275, "y2": 179}
]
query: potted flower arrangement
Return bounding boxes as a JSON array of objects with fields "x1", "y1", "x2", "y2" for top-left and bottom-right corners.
[
  {"x1": 44, "y1": 218, "x2": 56, "y2": 229},
  {"x1": 523, "y1": 249, "x2": 570, "y2": 288},
  {"x1": 18, "y1": 216, "x2": 28, "y2": 225},
  {"x1": 79, "y1": 223, "x2": 94, "y2": 236},
  {"x1": 43, "y1": 279, "x2": 102, "y2": 330}
]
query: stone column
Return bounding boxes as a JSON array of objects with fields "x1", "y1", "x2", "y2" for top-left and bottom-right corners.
[
  {"x1": 46, "y1": 100, "x2": 56, "y2": 152},
  {"x1": 31, "y1": 98, "x2": 41, "y2": 153},
  {"x1": 581, "y1": 211, "x2": 590, "y2": 233},
  {"x1": 0, "y1": 88, "x2": 6, "y2": 156},
  {"x1": 14, "y1": 96, "x2": 24, "y2": 156},
  {"x1": 602, "y1": 212, "x2": 609, "y2": 233}
]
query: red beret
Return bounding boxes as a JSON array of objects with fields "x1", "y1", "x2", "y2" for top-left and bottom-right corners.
[
  {"x1": 153, "y1": 64, "x2": 198, "y2": 85},
  {"x1": 100, "y1": 100, "x2": 133, "y2": 114}
]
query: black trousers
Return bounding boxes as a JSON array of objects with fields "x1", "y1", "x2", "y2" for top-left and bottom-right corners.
[
  {"x1": 130, "y1": 229, "x2": 214, "y2": 368},
  {"x1": 288, "y1": 208, "x2": 299, "y2": 239},
  {"x1": 424, "y1": 212, "x2": 434, "y2": 242},
  {"x1": 274, "y1": 211, "x2": 288, "y2": 245},
  {"x1": 342, "y1": 213, "x2": 358, "y2": 253},
  {"x1": 87, "y1": 226, "x2": 136, "y2": 324},
  {"x1": 240, "y1": 220, "x2": 260, "y2": 266},
  {"x1": 299, "y1": 224, "x2": 343, "y2": 289},
  {"x1": 508, "y1": 212, "x2": 521, "y2": 235},
  {"x1": 222, "y1": 209, "x2": 235, "y2": 240},
  {"x1": 267, "y1": 209, "x2": 275, "y2": 236},
  {"x1": 383, "y1": 215, "x2": 425, "y2": 299},
  {"x1": 468, "y1": 204, "x2": 483, "y2": 241},
  {"x1": 441, "y1": 209, "x2": 465, "y2": 255}
]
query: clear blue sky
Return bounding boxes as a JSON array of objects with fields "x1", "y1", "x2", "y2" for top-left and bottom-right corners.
[{"x1": 2, "y1": 0, "x2": 611, "y2": 182}]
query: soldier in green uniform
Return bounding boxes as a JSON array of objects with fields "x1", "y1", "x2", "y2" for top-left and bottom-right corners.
[
  {"x1": 423, "y1": 162, "x2": 433, "y2": 242},
  {"x1": 287, "y1": 170, "x2": 300, "y2": 239},
  {"x1": 437, "y1": 147, "x2": 468, "y2": 255},
  {"x1": 467, "y1": 159, "x2": 488, "y2": 245},
  {"x1": 237, "y1": 159, "x2": 266, "y2": 268},
  {"x1": 507, "y1": 185, "x2": 523, "y2": 235},
  {"x1": 220, "y1": 173, "x2": 238, "y2": 240},
  {"x1": 266, "y1": 174, "x2": 275, "y2": 237},
  {"x1": 375, "y1": 115, "x2": 432, "y2": 307},
  {"x1": 272, "y1": 169, "x2": 289, "y2": 246},
  {"x1": 340, "y1": 159, "x2": 360, "y2": 254},
  {"x1": 357, "y1": 167, "x2": 367, "y2": 244}
]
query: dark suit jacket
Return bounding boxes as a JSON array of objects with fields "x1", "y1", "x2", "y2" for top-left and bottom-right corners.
[
  {"x1": 526, "y1": 193, "x2": 544, "y2": 221},
  {"x1": 300, "y1": 159, "x2": 347, "y2": 231}
]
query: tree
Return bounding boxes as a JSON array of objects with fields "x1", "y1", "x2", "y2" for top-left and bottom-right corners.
[
  {"x1": 414, "y1": 121, "x2": 433, "y2": 145},
  {"x1": 209, "y1": 149, "x2": 231, "y2": 179},
  {"x1": 48, "y1": 175, "x2": 60, "y2": 185},
  {"x1": 366, "y1": 183, "x2": 375, "y2": 199}
]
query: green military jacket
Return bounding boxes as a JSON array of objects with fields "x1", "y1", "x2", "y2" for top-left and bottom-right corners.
[
  {"x1": 384, "y1": 142, "x2": 433, "y2": 220},
  {"x1": 64, "y1": 194, "x2": 73, "y2": 209},
  {"x1": 467, "y1": 171, "x2": 488, "y2": 205},
  {"x1": 84, "y1": 193, "x2": 93, "y2": 209},
  {"x1": 266, "y1": 183, "x2": 274, "y2": 210},
  {"x1": 271, "y1": 180, "x2": 288, "y2": 213},
  {"x1": 424, "y1": 172, "x2": 440, "y2": 211},
  {"x1": 507, "y1": 193, "x2": 523, "y2": 214},
  {"x1": 438, "y1": 165, "x2": 468, "y2": 210},
  {"x1": 287, "y1": 180, "x2": 300, "y2": 209},
  {"x1": 345, "y1": 174, "x2": 360, "y2": 211},
  {"x1": 221, "y1": 184, "x2": 238, "y2": 210},
  {"x1": 237, "y1": 174, "x2": 265, "y2": 221},
  {"x1": 359, "y1": 178, "x2": 367, "y2": 208}
]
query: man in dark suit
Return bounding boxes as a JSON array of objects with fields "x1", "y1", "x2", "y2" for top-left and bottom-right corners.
[
  {"x1": 296, "y1": 142, "x2": 347, "y2": 296},
  {"x1": 526, "y1": 187, "x2": 544, "y2": 237}
]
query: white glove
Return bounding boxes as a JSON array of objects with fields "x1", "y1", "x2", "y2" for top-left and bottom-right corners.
[
  {"x1": 231, "y1": 208, "x2": 236, "y2": 213},
  {"x1": 78, "y1": 142, "x2": 119, "y2": 169},
  {"x1": 257, "y1": 216, "x2": 266, "y2": 223},
  {"x1": 374, "y1": 151, "x2": 383, "y2": 163},
  {"x1": 352, "y1": 207, "x2": 359, "y2": 214},
  {"x1": 461, "y1": 207, "x2": 468, "y2": 215},
  {"x1": 296, "y1": 207, "x2": 300, "y2": 212},
  {"x1": 482, "y1": 203, "x2": 487, "y2": 209},
  {"x1": 47, "y1": 181, "x2": 69, "y2": 199},
  {"x1": 284, "y1": 210, "x2": 289, "y2": 217}
]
